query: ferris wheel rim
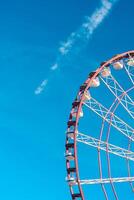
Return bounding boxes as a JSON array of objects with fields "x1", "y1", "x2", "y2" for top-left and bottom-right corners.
[
  {"x1": 96, "y1": 85, "x2": 134, "y2": 199},
  {"x1": 65, "y1": 50, "x2": 134, "y2": 200}
]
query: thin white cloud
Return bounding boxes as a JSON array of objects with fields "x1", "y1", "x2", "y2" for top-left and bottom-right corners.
[
  {"x1": 59, "y1": 0, "x2": 116, "y2": 55},
  {"x1": 51, "y1": 63, "x2": 58, "y2": 71},
  {"x1": 82, "y1": 0, "x2": 113, "y2": 37},
  {"x1": 35, "y1": 0, "x2": 118, "y2": 95},
  {"x1": 59, "y1": 34, "x2": 75, "y2": 55},
  {"x1": 35, "y1": 79, "x2": 48, "y2": 95}
]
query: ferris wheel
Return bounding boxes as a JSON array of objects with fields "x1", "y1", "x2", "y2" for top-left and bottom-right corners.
[{"x1": 65, "y1": 50, "x2": 134, "y2": 199}]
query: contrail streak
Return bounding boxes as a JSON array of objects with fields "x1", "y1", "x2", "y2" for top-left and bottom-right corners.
[{"x1": 35, "y1": 0, "x2": 118, "y2": 95}]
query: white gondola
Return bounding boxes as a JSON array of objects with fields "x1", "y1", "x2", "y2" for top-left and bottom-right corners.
[
  {"x1": 90, "y1": 77, "x2": 100, "y2": 87},
  {"x1": 83, "y1": 91, "x2": 91, "y2": 101},
  {"x1": 67, "y1": 132, "x2": 74, "y2": 138},
  {"x1": 65, "y1": 152, "x2": 75, "y2": 160},
  {"x1": 66, "y1": 177, "x2": 76, "y2": 185},
  {"x1": 67, "y1": 130, "x2": 78, "y2": 138},
  {"x1": 101, "y1": 67, "x2": 111, "y2": 77},
  {"x1": 113, "y1": 61, "x2": 123, "y2": 70},
  {"x1": 71, "y1": 109, "x2": 83, "y2": 118},
  {"x1": 127, "y1": 58, "x2": 134, "y2": 66}
]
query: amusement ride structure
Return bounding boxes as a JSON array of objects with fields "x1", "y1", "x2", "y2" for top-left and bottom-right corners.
[{"x1": 65, "y1": 50, "x2": 134, "y2": 199}]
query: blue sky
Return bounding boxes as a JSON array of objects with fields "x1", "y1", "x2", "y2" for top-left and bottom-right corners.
[{"x1": 0, "y1": 0, "x2": 134, "y2": 199}]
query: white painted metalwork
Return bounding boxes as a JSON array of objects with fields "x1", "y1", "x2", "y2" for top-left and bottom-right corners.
[
  {"x1": 124, "y1": 55, "x2": 134, "y2": 85},
  {"x1": 100, "y1": 74, "x2": 134, "y2": 118},
  {"x1": 76, "y1": 132, "x2": 134, "y2": 161},
  {"x1": 76, "y1": 177, "x2": 134, "y2": 185},
  {"x1": 65, "y1": 51, "x2": 134, "y2": 199},
  {"x1": 83, "y1": 98, "x2": 134, "y2": 141}
]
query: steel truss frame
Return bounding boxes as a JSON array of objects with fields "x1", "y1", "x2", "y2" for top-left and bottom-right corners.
[{"x1": 65, "y1": 50, "x2": 134, "y2": 200}]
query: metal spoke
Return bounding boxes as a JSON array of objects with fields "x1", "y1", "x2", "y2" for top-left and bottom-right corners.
[
  {"x1": 77, "y1": 132, "x2": 134, "y2": 161},
  {"x1": 124, "y1": 66, "x2": 134, "y2": 85},
  {"x1": 100, "y1": 74, "x2": 134, "y2": 118},
  {"x1": 70, "y1": 177, "x2": 134, "y2": 185},
  {"x1": 66, "y1": 51, "x2": 134, "y2": 199},
  {"x1": 83, "y1": 98, "x2": 134, "y2": 141},
  {"x1": 124, "y1": 55, "x2": 134, "y2": 85}
]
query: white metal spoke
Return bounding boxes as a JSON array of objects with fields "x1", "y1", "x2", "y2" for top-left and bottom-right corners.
[
  {"x1": 100, "y1": 74, "x2": 134, "y2": 118},
  {"x1": 77, "y1": 132, "x2": 134, "y2": 161},
  {"x1": 124, "y1": 65, "x2": 134, "y2": 85},
  {"x1": 124, "y1": 56, "x2": 134, "y2": 85},
  {"x1": 72, "y1": 177, "x2": 134, "y2": 185},
  {"x1": 83, "y1": 98, "x2": 134, "y2": 141}
]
